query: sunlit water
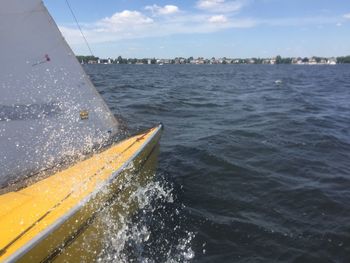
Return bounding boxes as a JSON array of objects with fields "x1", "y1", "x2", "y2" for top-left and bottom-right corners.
[{"x1": 86, "y1": 64, "x2": 350, "y2": 262}]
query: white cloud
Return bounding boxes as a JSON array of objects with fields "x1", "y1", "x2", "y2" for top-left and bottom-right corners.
[
  {"x1": 59, "y1": 10, "x2": 154, "y2": 44},
  {"x1": 145, "y1": 4, "x2": 179, "y2": 15},
  {"x1": 209, "y1": 15, "x2": 228, "y2": 23},
  {"x1": 344, "y1": 13, "x2": 350, "y2": 19},
  {"x1": 59, "y1": 10, "x2": 255, "y2": 46},
  {"x1": 196, "y1": 0, "x2": 247, "y2": 13},
  {"x1": 336, "y1": 22, "x2": 342, "y2": 27},
  {"x1": 59, "y1": 6, "x2": 339, "y2": 48},
  {"x1": 197, "y1": 0, "x2": 223, "y2": 9},
  {"x1": 100, "y1": 10, "x2": 153, "y2": 28}
]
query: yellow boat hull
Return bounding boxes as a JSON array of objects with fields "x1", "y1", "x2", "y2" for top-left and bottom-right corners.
[{"x1": 0, "y1": 124, "x2": 162, "y2": 262}]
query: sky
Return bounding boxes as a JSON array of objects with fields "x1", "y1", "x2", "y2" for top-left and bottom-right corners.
[{"x1": 44, "y1": 0, "x2": 350, "y2": 58}]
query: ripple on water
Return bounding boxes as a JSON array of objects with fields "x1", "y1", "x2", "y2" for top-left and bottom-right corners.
[{"x1": 85, "y1": 64, "x2": 350, "y2": 262}]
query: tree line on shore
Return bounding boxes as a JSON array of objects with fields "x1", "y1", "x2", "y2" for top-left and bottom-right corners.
[{"x1": 76, "y1": 55, "x2": 350, "y2": 64}]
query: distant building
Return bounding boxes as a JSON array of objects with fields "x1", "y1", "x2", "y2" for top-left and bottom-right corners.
[
  {"x1": 309, "y1": 57, "x2": 317, "y2": 65},
  {"x1": 211, "y1": 57, "x2": 219, "y2": 64},
  {"x1": 77, "y1": 55, "x2": 339, "y2": 66},
  {"x1": 328, "y1": 58, "x2": 337, "y2": 65},
  {"x1": 248, "y1": 59, "x2": 255, "y2": 64},
  {"x1": 194, "y1": 57, "x2": 205, "y2": 64}
]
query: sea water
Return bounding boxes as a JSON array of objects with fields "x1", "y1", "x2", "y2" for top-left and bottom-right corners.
[{"x1": 85, "y1": 64, "x2": 350, "y2": 262}]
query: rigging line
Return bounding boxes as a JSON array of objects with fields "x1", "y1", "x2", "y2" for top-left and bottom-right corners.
[{"x1": 64, "y1": 0, "x2": 94, "y2": 57}]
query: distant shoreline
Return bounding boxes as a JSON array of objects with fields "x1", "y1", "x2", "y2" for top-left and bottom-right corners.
[
  {"x1": 77, "y1": 55, "x2": 350, "y2": 65},
  {"x1": 83, "y1": 62, "x2": 348, "y2": 66}
]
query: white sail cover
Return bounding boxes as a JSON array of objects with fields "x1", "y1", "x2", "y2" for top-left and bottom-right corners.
[{"x1": 0, "y1": 0, "x2": 119, "y2": 187}]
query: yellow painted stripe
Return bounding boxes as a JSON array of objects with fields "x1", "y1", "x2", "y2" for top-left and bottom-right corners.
[{"x1": 0, "y1": 126, "x2": 160, "y2": 261}]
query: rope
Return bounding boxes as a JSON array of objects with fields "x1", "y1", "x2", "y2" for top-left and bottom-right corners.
[{"x1": 64, "y1": 0, "x2": 94, "y2": 57}]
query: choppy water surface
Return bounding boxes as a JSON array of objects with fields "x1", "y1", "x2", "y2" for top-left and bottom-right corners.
[{"x1": 85, "y1": 64, "x2": 350, "y2": 262}]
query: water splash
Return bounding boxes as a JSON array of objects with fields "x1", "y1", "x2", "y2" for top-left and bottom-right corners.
[{"x1": 96, "y1": 177, "x2": 195, "y2": 263}]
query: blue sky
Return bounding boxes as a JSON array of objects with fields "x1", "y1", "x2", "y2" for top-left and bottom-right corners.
[{"x1": 44, "y1": 0, "x2": 350, "y2": 58}]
